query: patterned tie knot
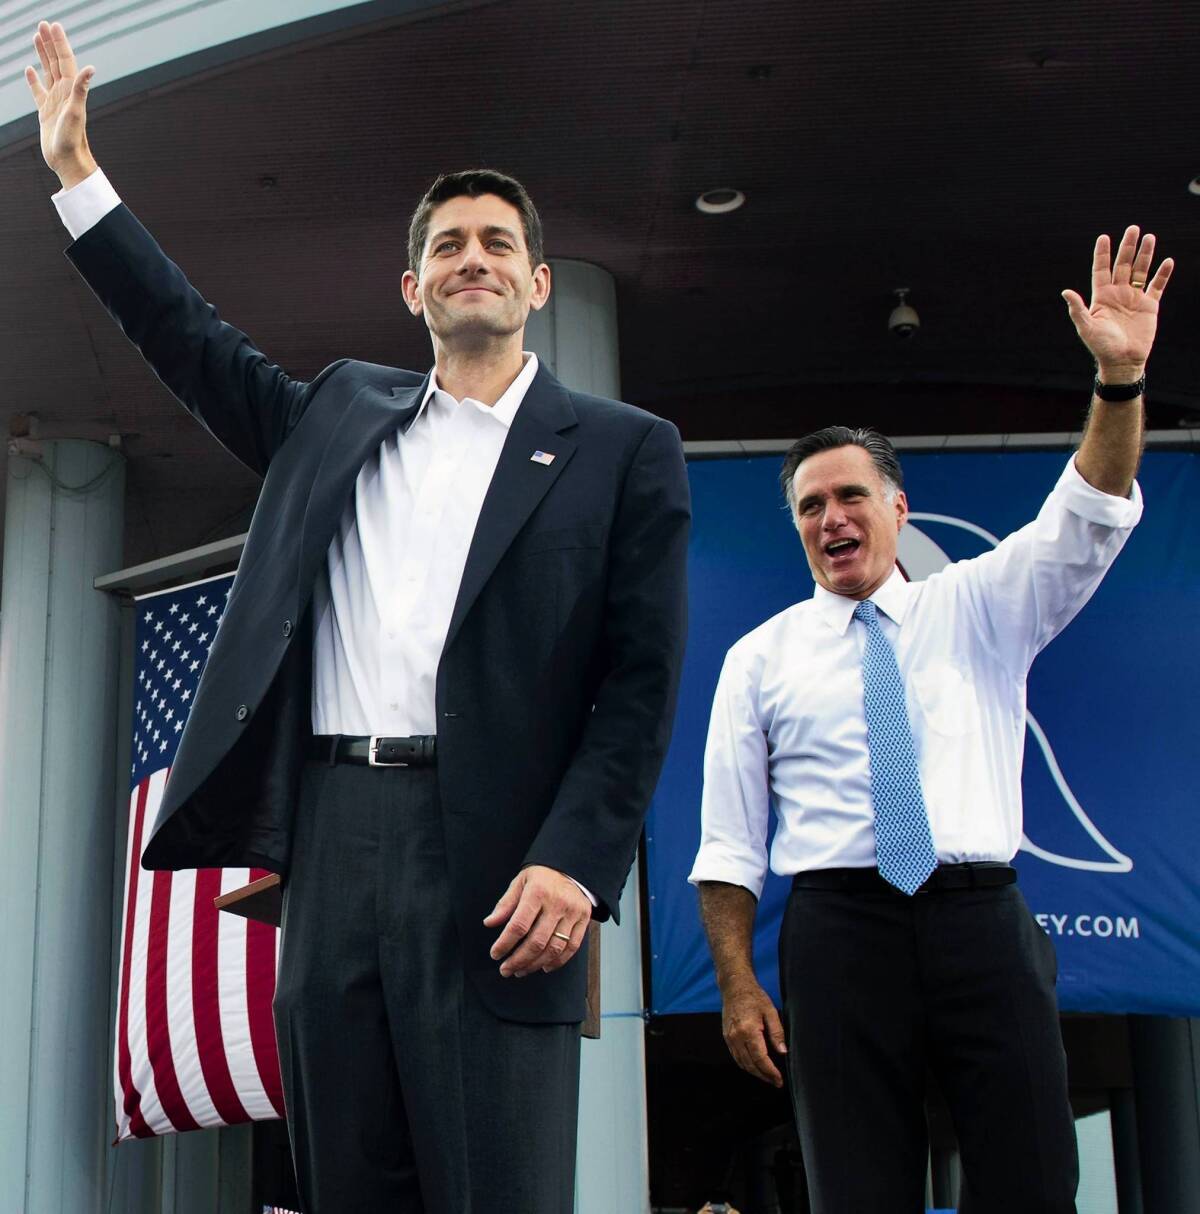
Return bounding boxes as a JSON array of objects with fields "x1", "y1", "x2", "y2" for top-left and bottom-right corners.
[{"x1": 853, "y1": 599, "x2": 877, "y2": 626}]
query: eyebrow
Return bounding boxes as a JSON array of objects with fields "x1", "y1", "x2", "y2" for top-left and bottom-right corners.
[{"x1": 796, "y1": 483, "x2": 873, "y2": 512}]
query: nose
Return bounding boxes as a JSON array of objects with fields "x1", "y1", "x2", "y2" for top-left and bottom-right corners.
[
  {"x1": 455, "y1": 237, "x2": 489, "y2": 276},
  {"x1": 822, "y1": 501, "x2": 849, "y2": 531}
]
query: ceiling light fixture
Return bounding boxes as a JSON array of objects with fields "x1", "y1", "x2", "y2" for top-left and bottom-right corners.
[
  {"x1": 695, "y1": 188, "x2": 746, "y2": 215},
  {"x1": 1188, "y1": 175, "x2": 1200, "y2": 196}
]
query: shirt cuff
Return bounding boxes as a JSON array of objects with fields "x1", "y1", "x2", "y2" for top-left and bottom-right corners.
[
  {"x1": 567, "y1": 876, "x2": 598, "y2": 908},
  {"x1": 52, "y1": 167, "x2": 120, "y2": 242},
  {"x1": 1060, "y1": 455, "x2": 1144, "y2": 529},
  {"x1": 687, "y1": 853, "x2": 766, "y2": 901}
]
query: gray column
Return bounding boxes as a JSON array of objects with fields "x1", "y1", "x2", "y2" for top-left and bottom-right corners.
[
  {"x1": 0, "y1": 440, "x2": 125, "y2": 1213},
  {"x1": 1129, "y1": 1016, "x2": 1200, "y2": 1213},
  {"x1": 526, "y1": 260, "x2": 652, "y2": 1214},
  {"x1": 160, "y1": 1125, "x2": 253, "y2": 1213}
]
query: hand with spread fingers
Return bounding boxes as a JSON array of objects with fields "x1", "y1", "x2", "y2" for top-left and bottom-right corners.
[
  {"x1": 25, "y1": 20, "x2": 97, "y2": 189},
  {"x1": 1062, "y1": 225, "x2": 1174, "y2": 382},
  {"x1": 484, "y1": 864, "x2": 592, "y2": 978}
]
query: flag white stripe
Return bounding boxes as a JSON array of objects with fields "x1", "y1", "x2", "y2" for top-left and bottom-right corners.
[
  {"x1": 125, "y1": 768, "x2": 172, "y2": 1134},
  {"x1": 164, "y1": 868, "x2": 220, "y2": 1126},
  {"x1": 217, "y1": 868, "x2": 276, "y2": 1119}
]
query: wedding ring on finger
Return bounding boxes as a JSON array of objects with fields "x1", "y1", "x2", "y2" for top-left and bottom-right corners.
[
  {"x1": 1131, "y1": 278, "x2": 1147, "y2": 290},
  {"x1": 553, "y1": 931, "x2": 571, "y2": 942}
]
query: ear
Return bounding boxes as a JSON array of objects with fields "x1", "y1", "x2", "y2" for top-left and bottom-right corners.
[
  {"x1": 527, "y1": 262, "x2": 552, "y2": 312},
  {"x1": 893, "y1": 489, "x2": 909, "y2": 531},
  {"x1": 401, "y1": 269, "x2": 423, "y2": 317}
]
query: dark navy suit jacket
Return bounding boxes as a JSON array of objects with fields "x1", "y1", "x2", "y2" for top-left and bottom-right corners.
[{"x1": 68, "y1": 204, "x2": 690, "y2": 1022}]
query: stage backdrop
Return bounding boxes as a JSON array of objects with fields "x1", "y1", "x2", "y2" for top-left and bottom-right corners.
[
  {"x1": 114, "y1": 573, "x2": 284, "y2": 1141},
  {"x1": 645, "y1": 450, "x2": 1200, "y2": 1018}
]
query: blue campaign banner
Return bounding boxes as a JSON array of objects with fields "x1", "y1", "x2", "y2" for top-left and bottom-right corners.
[{"x1": 645, "y1": 450, "x2": 1200, "y2": 1017}]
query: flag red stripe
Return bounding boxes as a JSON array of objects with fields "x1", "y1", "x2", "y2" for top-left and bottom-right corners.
[
  {"x1": 145, "y1": 870, "x2": 202, "y2": 1132},
  {"x1": 245, "y1": 868, "x2": 286, "y2": 1117},
  {"x1": 116, "y1": 779, "x2": 153, "y2": 1139},
  {"x1": 191, "y1": 868, "x2": 251, "y2": 1125}
]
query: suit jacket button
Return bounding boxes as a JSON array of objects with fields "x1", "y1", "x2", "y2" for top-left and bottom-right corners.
[
  {"x1": 282, "y1": 619, "x2": 293, "y2": 638},
  {"x1": 235, "y1": 704, "x2": 249, "y2": 722}
]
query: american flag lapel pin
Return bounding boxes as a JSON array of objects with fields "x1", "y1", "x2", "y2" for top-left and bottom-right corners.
[{"x1": 530, "y1": 450, "x2": 556, "y2": 466}]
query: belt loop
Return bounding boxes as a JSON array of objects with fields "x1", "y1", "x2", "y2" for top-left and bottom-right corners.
[{"x1": 327, "y1": 733, "x2": 341, "y2": 767}]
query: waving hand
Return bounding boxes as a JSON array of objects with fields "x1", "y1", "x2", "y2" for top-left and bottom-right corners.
[
  {"x1": 25, "y1": 21, "x2": 97, "y2": 189},
  {"x1": 1062, "y1": 226, "x2": 1173, "y2": 380}
]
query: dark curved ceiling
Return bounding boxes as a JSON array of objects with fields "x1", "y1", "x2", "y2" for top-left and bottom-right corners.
[{"x1": 1, "y1": 0, "x2": 1197, "y2": 569}]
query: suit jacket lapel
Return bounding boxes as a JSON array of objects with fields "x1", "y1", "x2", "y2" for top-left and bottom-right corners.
[
  {"x1": 297, "y1": 374, "x2": 430, "y2": 594},
  {"x1": 443, "y1": 367, "x2": 578, "y2": 653}
]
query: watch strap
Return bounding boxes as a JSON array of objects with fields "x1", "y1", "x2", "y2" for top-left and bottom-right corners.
[{"x1": 1094, "y1": 374, "x2": 1146, "y2": 402}]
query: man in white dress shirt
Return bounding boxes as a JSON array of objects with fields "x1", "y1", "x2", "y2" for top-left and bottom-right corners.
[
  {"x1": 690, "y1": 228, "x2": 1173, "y2": 1212},
  {"x1": 28, "y1": 20, "x2": 689, "y2": 1212}
]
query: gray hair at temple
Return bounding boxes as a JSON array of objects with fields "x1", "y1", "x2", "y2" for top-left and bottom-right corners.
[{"x1": 778, "y1": 426, "x2": 904, "y2": 514}]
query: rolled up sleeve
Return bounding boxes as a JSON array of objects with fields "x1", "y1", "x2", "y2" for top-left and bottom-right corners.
[
  {"x1": 1060, "y1": 453, "x2": 1144, "y2": 528},
  {"x1": 688, "y1": 645, "x2": 772, "y2": 900}
]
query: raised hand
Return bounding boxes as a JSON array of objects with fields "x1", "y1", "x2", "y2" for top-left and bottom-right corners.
[
  {"x1": 25, "y1": 21, "x2": 97, "y2": 189},
  {"x1": 1062, "y1": 226, "x2": 1173, "y2": 381}
]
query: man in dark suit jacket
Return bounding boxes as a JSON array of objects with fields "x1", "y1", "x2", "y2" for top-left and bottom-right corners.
[{"x1": 29, "y1": 21, "x2": 689, "y2": 1212}]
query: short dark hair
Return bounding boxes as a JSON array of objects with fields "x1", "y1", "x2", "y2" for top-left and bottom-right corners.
[
  {"x1": 779, "y1": 426, "x2": 904, "y2": 511},
  {"x1": 407, "y1": 169, "x2": 544, "y2": 274}
]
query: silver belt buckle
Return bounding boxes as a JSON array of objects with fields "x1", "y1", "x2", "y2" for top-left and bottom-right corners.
[{"x1": 368, "y1": 735, "x2": 409, "y2": 767}]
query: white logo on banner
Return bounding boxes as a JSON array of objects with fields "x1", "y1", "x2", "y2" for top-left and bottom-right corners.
[{"x1": 898, "y1": 515, "x2": 1132, "y2": 874}]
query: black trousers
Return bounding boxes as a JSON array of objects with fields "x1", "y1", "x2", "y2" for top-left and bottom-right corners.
[
  {"x1": 273, "y1": 761, "x2": 581, "y2": 1213},
  {"x1": 779, "y1": 879, "x2": 1078, "y2": 1214}
]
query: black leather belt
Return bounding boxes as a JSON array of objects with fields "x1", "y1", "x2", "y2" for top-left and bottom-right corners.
[
  {"x1": 307, "y1": 734, "x2": 437, "y2": 767},
  {"x1": 791, "y1": 862, "x2": 1015, "y2": 896}
]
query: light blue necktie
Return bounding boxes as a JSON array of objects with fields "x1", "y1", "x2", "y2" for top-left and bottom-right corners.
[{"x1": 852, "y1": 599, "x2": 938, "y2": 895}]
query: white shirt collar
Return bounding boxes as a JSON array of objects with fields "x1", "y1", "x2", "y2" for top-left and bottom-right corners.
[
  {"x1": 813, "y1": 565, "x2": 912, "y2": 636},
  {"x1": 418, "y1": 352, "x2": 540, "y2": 430}
]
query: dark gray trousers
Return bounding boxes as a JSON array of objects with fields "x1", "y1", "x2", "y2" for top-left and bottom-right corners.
[
  {"x1": 273, "y1": 761, "x2": 581, "y2": 1213},
  {"x1": 780, "y1": 882, "x2": 1078, "y2": 1214}
]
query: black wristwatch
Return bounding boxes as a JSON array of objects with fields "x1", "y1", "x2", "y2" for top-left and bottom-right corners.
[{"x1": 1093, "y1": 373, "x2": 1146, "y2": 402}]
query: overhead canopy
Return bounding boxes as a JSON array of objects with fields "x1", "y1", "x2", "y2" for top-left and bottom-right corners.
[{"x1": 2, "y1": 0, "x2": 1197, "y2": 575}]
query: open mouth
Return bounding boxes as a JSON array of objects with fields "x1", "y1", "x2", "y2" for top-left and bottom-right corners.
[{"x1": 824, "y1": 538, "x2": 861, "y2": 559}]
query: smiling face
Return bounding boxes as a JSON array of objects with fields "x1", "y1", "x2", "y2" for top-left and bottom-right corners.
[
  {"x1": 400, "y1": 193, "x2": 550, "y2": 352},
  {"x1": 790, "y1": 444, "x2": 908, "y2": 599}
]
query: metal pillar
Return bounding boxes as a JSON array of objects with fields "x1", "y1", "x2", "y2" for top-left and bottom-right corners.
[
  {"x1": 1129, "y1": 1016, "x2": 1200, "y2": 1213},
  {"x1": 527, "y1": 260, "x2": 652, "y2": 1214},
  {"x1": 0, "y1": 440, "x2": 125, "y2": 1213}
]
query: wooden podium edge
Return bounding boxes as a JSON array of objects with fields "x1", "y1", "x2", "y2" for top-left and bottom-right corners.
[
  {"x1": 213, "y1": 872, "x2": 282, "y2": 926},
  {"x1": 214, "y1": 875, "x2": 602, "y2": 1039}
]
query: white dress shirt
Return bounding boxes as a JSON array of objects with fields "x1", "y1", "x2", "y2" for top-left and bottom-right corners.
[
  {"x1": 689, "y1": 456, "x2": 1142, "y2": 900},
  {"x1": 311, "y1": 354, "x2": 537, "y2": 736}
]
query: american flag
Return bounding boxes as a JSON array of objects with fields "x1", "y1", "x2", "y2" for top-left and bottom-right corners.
[{"x1": 114, "y1": 573, "x2": 285, "y2": 1141}]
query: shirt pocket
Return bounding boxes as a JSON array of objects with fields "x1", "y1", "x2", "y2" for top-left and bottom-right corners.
[{"x1": 911, "y1": 662, "x2": 981, "y2": 737}]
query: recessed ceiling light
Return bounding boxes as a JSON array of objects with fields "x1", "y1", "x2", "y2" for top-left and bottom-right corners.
[
  {"x1": 1188, "y1": 175, "x2": 1200, "y2": 196},
  {"x1": 695, "y1": 188, "x2": 746, "y2": 215}
]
